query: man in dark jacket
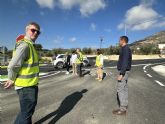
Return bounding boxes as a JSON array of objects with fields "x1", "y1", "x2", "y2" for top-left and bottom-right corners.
[
  {"x1": 65, "y1": 52, "x2": 71, "y2": 74},
  {"x1": 113, "y1": 36, "x2": 132, "y2": 115}
]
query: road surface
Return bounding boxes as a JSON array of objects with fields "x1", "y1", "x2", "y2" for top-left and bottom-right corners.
[{"x1": 1, "y1": 59, "x2": 165, "y2": 124}]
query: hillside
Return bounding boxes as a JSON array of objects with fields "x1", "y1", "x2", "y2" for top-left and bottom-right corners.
[{"x1": 130, "y1": 30, "x2": 165, "y2": 47}]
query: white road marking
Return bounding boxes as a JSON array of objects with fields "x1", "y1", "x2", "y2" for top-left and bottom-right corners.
[
  {"x1": 61, "y1": 71, "x2": 68, "y2": 73},
  {"x1": 39, "y1": 73, "x2": 48, "y2": 76},
  {"x1": 0, "y1": 78, "x2": 8, "y2": 82},
  {"x1": 40, "y1": 71, "x2": 61, "y2": 78},
  {"x1": 106, "y1": 66, "x2": 117, "y2": 69},
  {"x1": 146, "y1": 74, "x2": 152, "y2": 77},
  {"x1": 154, "y1": 80, "x2": 165, "y2": 87},
  {"x1": 142, "y1": 62, "x2": 165, "y2": 70},
  {"x1": 106, "y1": 63, "x2": 152, "y2": 69},
  {"x1": 0, "y1": 71, "x2": 61, "y2": 82},
  {"x1": 109, "y1": 72, "x2": 113, "y2": 75},
  {"x1": 143, "y1": 64, "x2": 151, "y2": 70},
  {"x1": 132, "y1": 64, "x2": 148, "y2": 67},
  {"x1": 141, "y1": 63, "x2": 165, "y2": 87},
  {"x1": 143, "y1": 66, "x2": 146, "y2": 70},
  {"x1": 84, "y1": 69, "x2": 91, "y2": 71}
]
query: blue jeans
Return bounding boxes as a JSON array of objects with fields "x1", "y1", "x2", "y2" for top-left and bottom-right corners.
[{"x1": 14, "y1": 86, "x2": 38, "y2": 124}]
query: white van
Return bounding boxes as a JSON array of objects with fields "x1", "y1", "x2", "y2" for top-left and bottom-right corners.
[{"x1": 52, "y1": 54, "x2": 89, "y2": 69}]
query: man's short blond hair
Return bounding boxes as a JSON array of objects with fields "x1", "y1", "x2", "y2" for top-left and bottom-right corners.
[{"x1": 26, "y1": 22, "x2": 40, "y2": 31}]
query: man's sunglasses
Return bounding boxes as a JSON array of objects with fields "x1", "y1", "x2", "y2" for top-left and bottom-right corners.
[{"x1": 30, "y1": 29, "x2": 41, "y2": 35}]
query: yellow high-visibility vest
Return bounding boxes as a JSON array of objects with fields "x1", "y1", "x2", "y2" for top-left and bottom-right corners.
[
  {"x1": 76, "y1": 52, "x2": 83, "y2": 64},
  {"x1": 96, "y1": 55, "x2": 102, "y2": 67},
  {"x1": 14, "y1": 39, "x2": 39, "y2": 87}
]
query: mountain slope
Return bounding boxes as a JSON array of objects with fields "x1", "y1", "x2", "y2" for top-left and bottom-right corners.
[{"x1": 130, "y1": 30, "x2": 165, "y2": 47}]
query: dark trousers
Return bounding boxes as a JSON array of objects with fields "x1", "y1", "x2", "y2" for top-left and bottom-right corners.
[
  {"x1": 66, "y1": 62, "x2": 70, "y2": 72},
  {"x1": 77, "y1": 63, "x2": 83, "y2": 76},
  {"x1": 14, "y1": 86, "x2": 38, "y2": 124}
]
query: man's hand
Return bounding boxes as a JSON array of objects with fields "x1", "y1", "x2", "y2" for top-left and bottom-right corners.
[
  {"x1": 4, "y1": 80, "x2": 14, "y2": 89},
  {"x1": 117, "y1": 75, "x2": 123, "y2": 81}
]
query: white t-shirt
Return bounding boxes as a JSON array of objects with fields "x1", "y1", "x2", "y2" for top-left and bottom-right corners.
[{"x1": 71, "y1": 54, "x2": 77, "y2": 64}]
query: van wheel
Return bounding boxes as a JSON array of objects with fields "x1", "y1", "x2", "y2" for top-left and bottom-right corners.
[
  {"x1": 83, "y1": 60, "x2": 88, "y2": 67},
  {"x1": 56, "y1": 62, "x2": 64, "y2": 69}
]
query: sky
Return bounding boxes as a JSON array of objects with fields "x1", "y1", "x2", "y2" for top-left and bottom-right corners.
[{"x1": 0, "y1": 0, "x2": 165, "y2": 50}]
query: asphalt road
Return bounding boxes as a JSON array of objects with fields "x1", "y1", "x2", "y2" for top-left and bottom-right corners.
[
  {"x1": 1, "y1": 58, "x2": 165, "y2": 75},
  {"x1": 1, "y1": 59, "x2": 165, "y2": 124}
]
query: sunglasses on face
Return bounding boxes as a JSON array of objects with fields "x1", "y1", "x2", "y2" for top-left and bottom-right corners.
[{"x1": 30, "y1": 29, "x2": 41, "y2": 35}]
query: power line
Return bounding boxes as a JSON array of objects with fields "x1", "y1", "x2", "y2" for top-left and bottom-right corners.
[{"x1": 124, "y1": 16, "x2": 165, "y2": 35}]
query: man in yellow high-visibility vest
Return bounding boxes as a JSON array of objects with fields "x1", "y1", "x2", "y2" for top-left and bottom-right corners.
[
  {"x1": 76, "y1": 48, "x2": 83, "y2": 77},
  {"x1": 4, "y1": 22, "x2": 41, "y2": 124}
]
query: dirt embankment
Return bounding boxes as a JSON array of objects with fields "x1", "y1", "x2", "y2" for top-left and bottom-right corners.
[
  {"x1": 86, "y1": 55, "x2": 165, "y2": 61},
  {"x1": 106, "y1": 55, "x2": 165, "y2": 60}
]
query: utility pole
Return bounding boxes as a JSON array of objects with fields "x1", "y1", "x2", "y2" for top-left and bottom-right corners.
[
  {"x1": 124, "y1": 24, "x2": 127, "y2": 36},
  {"x1": 2, "y1": 46, "x2": 7, "y2": 65},
  {"x1": 100, "y1": 36, "x2": 104, "y2": 49}
]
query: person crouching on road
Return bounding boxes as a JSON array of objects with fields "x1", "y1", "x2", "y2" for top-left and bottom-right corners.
[
  {"x1": 95, "y1": 49, "x2": 104, "y2": 82},
  {"x1": 76, "y1": 48, "x2": 83, "y2": 77},
  {"x1": 112, "y1": 36, "x2": 132, "y2": 116},
  {"x1": 65, "y1": 52, "x2": 71, "y2": 75},
  {"x1": 4, "y1": 22, "x2": 41, "y2": 124},
  {"x1": 71, "y1": 50, "x2": 78, "y2": 75}
]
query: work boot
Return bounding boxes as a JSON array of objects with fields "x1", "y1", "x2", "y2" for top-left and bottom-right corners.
[{"x1": 112, "y1": 109, "x2": 126, "y2": 115}]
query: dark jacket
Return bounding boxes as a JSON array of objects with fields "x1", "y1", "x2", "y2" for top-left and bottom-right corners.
[
  {"x1": 117, "y1": 44, "x2": 132, "y2": 76},
  {"x1": 66, "y1": 55, "x2": 71, "y2": 64}
]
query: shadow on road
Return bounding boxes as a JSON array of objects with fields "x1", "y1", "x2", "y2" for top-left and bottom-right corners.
[
  {"x1": 102, "y1": 72, "x2": 107, "y2": 80},
  {"x1": 34, "y1": 89, "x2": 88, "y2": 124},
  {"x1": 82, "y1": 70, "x2": 90, "y2": 76}
]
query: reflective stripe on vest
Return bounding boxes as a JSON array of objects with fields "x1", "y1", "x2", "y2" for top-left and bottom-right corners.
[
  {"x1": 17, "y1": 73, "x2": 39, "y2": 79},
  {"x1": 22, "y1": 63, "x2": 39, "y2": 67},
  {"x1": 14, "y1": 39, "x2": 39, "y2": 87}
]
